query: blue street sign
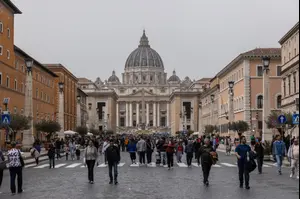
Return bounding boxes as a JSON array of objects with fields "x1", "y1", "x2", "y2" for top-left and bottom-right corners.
[
  {"x1": 278, "y1": 115, "x2": 287, "y2": 124},
  {"x1": 292, "y1": 114, "x2": 299, "y2": 125},
  {"x1": 1, "y1": 114, "x2": 11, "y2": 125}
]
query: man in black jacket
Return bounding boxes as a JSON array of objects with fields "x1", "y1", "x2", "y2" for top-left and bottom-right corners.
[
  {"x1": 106, "y1": 139, "x2": 121, "y2": 185},
  {"x1": 199, "y1": 138, "x2": 214, "y2": 186},
  {"x1": 254, "y1": 137, "x2": 264, "y2": 174}
]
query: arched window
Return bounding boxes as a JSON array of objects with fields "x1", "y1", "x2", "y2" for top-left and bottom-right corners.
[
  {"x1": 277, "y1": 95, "x2": 282, "y2": 109},
  {"x1": 257, "y1": 95, "x2": 263, "y2": 109}
]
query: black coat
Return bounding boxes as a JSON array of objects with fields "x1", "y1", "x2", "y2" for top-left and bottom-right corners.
[{"x1": 106, "y1": 144, "x2": 120, "y2": 163}]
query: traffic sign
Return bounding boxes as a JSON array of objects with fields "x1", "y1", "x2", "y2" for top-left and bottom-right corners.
[
  {"x1": 1, "y1": 114, "x2": 11, "y2": 125},
  {"x1": 278, "y1": 115, "x2": 287, "y2": 124},
  {"x1": 292, "y1": 114, "x2": 299, "y2": 125},
  {"x1": 2, "y1": 98, "x2": 10, "y2": 104}
]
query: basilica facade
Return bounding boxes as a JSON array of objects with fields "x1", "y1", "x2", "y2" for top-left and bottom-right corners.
[{"x1": 78, "y1": 31, "x2": 210, "y2": 134}]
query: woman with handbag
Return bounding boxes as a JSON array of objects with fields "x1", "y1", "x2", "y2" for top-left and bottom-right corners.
[
  {"x1": 7, "y1": 141, "x2": 24, "y2": 195},
  {"x1": 0, "y1": 149, "x2": 5, "y2": 194},
  {"x1": 84, "y1": 140, "x2": 98, "y2": 184}
]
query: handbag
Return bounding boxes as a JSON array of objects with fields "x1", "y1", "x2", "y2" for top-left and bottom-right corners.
[{"x1": 19, "y1": 150, "x2": 25, "y2": 167}]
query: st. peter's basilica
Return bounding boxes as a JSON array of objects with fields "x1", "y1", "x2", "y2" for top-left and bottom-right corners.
[{"x1": 78, "y1": 31, "x2": 210, "y2": 134}]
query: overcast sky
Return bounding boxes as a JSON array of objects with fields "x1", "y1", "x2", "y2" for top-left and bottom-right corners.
[{"x1": 11, "y1": 0, "x2": 299, "y2": 82}]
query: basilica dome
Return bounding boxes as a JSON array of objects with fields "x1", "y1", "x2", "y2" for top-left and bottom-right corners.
[
  {"x1": 108, "y1": 70, "x2": 120, "y2": 83},
  {"x1": 125, "y1": 30, "x2": 164, "y2": 69}
]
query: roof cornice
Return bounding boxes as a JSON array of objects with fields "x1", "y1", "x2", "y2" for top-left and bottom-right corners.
[
  {"x1": 2, "y1": 0, "x2": 22, "y2": 14},
  {"x1": 279, "y1": 22, "x2": 299, "y2": 45}
]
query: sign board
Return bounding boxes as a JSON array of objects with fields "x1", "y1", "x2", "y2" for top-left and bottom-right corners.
[
  {"x1": 1, "y1": 114, "x2": 11, "y2": 125},
  {"x1": 292, "y1": 114, "x2": 299, "y2": 125},
  {"x1": 3, "y1": 98, "x2": 10, "y2": 104},
  {"x1": 278, "y1": 115, "x2": 287, "y2": 124}
]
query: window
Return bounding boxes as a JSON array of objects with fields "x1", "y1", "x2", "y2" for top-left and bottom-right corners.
[
  {"x1": 277, "y1": 95, "x2": 282, "y2": 109},
  {"x1": 283, "y1": 78, "x2": 286, "y2": 96},
  {"x1": 7, "y1": 50, "x2": 10, "y2": 59},
  {"x1": 7, "y1": 28, "x2": 10, "y2": 38},
  {"x1": 0, "y1": 45, "x2": 3, "y2": 55},
  {"x1": 284, "y1": 56, "x2": 286, "y2": 64},
  {"x1": 6, "y1": 76, "x2": 10, "y2": 88},
  {"x1": 14, "y1": 79, "x2": 17, "y2": 90},
  {"x1": 36, "y1": 88, "x2": 39, "y2": 98},
  {"x1": 21, "y1": 83, "x2": 24, "y2": 93},
  {"x1": 288, "y1": 75, "x2": 291, "y2": 95},
  {"x1": 15, "y1": 60, "x2": 19, "y2": 69},
  {"x1": 14, "y1": 107, "x2": 17, "y2": 114},
  {"x1": 0, "y1": 22, "x2": 3, "y2": 33},
  {"x1": 289, "y1": 52, "x2": 291, "y2": 60},
  {"x1": 293, "y1": 72, "x2": 297, "y2": 93},
  {"x1": 277, "y1": 66, "x2": 281, "y2": 76},
  {"x1": 257, "y1": 95, "x2": 263, "y2": 109},
  {"x1": 21, "y1": 65, "x2": 24, "y2": 73},
  {"x1": 257, "y1": 66, "x2": 263, "y2": 76},
  {"x1": 0, "y1": 72, "x2": 2, "y2": 85},
  {"x1": 295, "y1": 48, "x2": 297, "y2": 56}
]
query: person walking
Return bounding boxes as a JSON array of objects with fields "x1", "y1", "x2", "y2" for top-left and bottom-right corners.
[
  {"x1": 185, "y1": 140, "x2": 194, "y2": 167},
  {"x1": 84, "y1": 141, "x2": 98, "y2": 184},
  {"x1": 157, "y1": 137, "x2": 167, "y2": 166},
  {"x1": 193, "y1": 138, "x2": 201, "y2": 166},
  {"x1": 30, "y1": 145, "x2": 40, "y2": 165},
  {"x1": 102, "y1": 139, "x2": 110, "y2": 165},
  {"x1": 165, "y1": 140, "x2": 175, "y2": 170},
  {"x1": 7, "y1": 142, "x2": 24, "y2": 195},
  {"x1": 146, "y1": 138, "x2": 154, "y2": 165},
  {"x1": 235, "y1": 136, "x2": 252, "y2": 189},
  {"x1": 288, "y1": 137, "x2": 299, "y2": 179},
  {"x1": 0, "y1": 149, "x2": 5, "y2": 194},
  {"x1": 106, "y1": 139, "x2": 121, "y2": 185},
  {"x1": 127, "y1": 138, "x2": 137, "y2": 164},
  {"x1": 176, "y1": 141, "x2": 184, "y2": 163},
  {"x1": 225, "y1": 137, "x2": 232, "y2": 155},
  {"x1": 136, "y1": 137, "x2": 146, "y2": 165},
  {"x1": 199, "y1": 138, "x2": 214, "y2": 186},
  {"x1": 254, "y1": 137, "x2": 265, "y2": 174},
  {"x1": 272, "y1": 134, "x2": 287, "y2": 175},
  {"x1": 55, "y1": 139, "x2": 62, "y2": 160},
  {"x1": 48, "y1": 144, "x2": 56, "y2": 169},
  {"x1": 69, "y1": 139, "x2": 76, "y2": 161}
]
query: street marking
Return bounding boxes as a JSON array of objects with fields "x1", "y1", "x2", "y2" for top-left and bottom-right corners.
[
  {"x1": 25, "y1": 163, "x2": 37, "y2": 168},
  {"x1": 118, "y1": 163, "x2": 125, "y2": 167},
  {"x1": 263, "y1": 164, "x2": 271, "y2": 168},
  {"x1": 192, "y1": 163, "x2": 200, "y2": 167},
  {"x1": 54, "y1": 164, "x2": 67, "y2": 168},
  {"x1": 212, "y1": 164, "x2": 221, "y2": 168},
  {"x1": 147, "y1": 162, "x2": 156, "y2": 167},
  {"x1": 65, "y1": 163, "x2": 82, "y2": 168},
  {"x1": 221, "y1": 163, "x2": 236, "y2": 167},
  {"x1": 98, "y1": 163, "x2": 107, "y2": 168},
  {"x1": 34, "y1": 164, "x2": 49, "y2": 168},
  {"x1": 177, "y1": 163, "x2": 188, "y2": 167},
  {"x1": 81, "y1": 165, "x2": 86, "y2": 168},
  {"x1": 130, "y1": 163, "x2": 140, "y2": 167}
]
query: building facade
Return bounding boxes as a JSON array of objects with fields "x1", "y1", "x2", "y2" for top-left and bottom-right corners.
[
  {"x1": 0, "y1": 1, "x2": 58, "y2": 144},
  {"x1": 279, "y1": 22, "x2": 299, "y2": 137},
  {"x1": 199, "y1": 77, "x2": 220, "y2": 132},
  {"x1": 76, "y1": 87, "x2": 88, "y2": 127},
  {"x1": 45, "y1": 64, "x2": 78, "y2": 131},
  {"x1": 79, "y1": 31, "x2": 204, "y2": 134},
  {"x1": 216, "y1": 48, "x2": 282, "y2": 139}
]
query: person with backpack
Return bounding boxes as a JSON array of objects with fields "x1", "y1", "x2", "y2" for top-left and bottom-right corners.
[
  {"x1": 199, "y1": 138, "x2": 215, "y2": 186},
  {"x1": 30, "y1": 144, "x2": 40, "y2": 165}
]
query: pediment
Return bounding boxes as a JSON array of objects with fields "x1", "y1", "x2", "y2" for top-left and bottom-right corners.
[{"x1": 128, "y1": 89, "x2": 155, "y2": 97}]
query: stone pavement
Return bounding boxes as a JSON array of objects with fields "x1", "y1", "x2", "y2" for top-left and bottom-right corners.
[{"x1": 0, "y1": 152, "x2": 298, "y2": 199}]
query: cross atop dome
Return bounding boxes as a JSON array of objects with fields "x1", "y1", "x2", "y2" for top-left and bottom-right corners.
[{"x1": 139, "y1": 29, "x2": 150, "y2": 47}]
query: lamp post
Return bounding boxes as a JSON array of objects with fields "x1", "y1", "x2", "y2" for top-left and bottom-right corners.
[
  {"x1": 22, "y1": 58, "x2": 34, "y2": 150},
  {"x1": 262, "y1": 56, "x2": 271, "y2": 142},
  {"x1": 198, "y1": 101, "x2": 203, "y2": 133},
  {"x1": 76, "y1": 95, "x2": 81, "y2": 127},
  {"x1": 58, "y1": 82, "x2": 64, "y2": 138},
  {"x1": 228, "y1": 81, "x2": 235, "y2": 137}
]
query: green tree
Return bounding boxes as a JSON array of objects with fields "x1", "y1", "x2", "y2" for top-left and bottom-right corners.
[
  {"x1": 76, "y1": 126, "x2": 88, "y2": 137},
  {"x1": 35, "y1": 120, "x2": 61, "y2": 141},
  {"x1": 89, "y1": 128, "x2": 99, "y2": 135},
  {"x1": 266, "y1": 111, "x2": 295, "y2": 129},
  {"x1": 229, "y1": 121, "x2": 249, "y2": 135},
  {"x1": 205, "y1": 125, "x2": 218, "y2": 135},
  {"x1": 0, "y1": 114, "x2": 31, "y2": 141}
]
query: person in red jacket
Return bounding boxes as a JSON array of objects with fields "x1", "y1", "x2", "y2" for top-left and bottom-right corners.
[{"x1": 164, "y1": 140, "x2": 175, "y2": 170}]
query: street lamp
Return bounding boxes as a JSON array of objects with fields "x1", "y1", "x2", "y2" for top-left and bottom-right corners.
[
  {"x1": 228, "y1": 81, "x2": 234, "y2": 90},
  {"x1": 210, "y1": 94, "x2": 215, "y2": 102},
  {"x1": 262, "y1": 56, "x2": 270, "y2": 70},
  {"x1": 228, "y1": 81, "x2": 235, "y2": 137},
  {"x1": 76, "y1": 95, "x2": 81, "y2": 103},
  {"x1": 25, "y1": 58, "x2": 33, "y2": 72},
  {"x1": 58, "y1": 82, "x2": 64, "y2": 92}
]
